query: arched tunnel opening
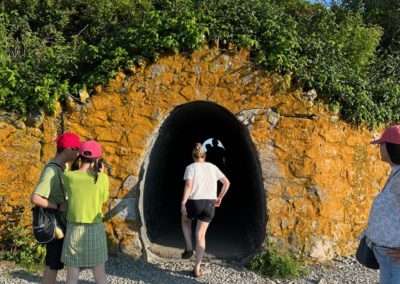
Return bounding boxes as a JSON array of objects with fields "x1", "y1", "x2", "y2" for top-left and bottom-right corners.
[{"x1": 141, "y1": 101, "x2": 266, "y2": 261}]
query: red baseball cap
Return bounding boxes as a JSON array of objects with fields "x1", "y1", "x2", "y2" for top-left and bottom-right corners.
[
  {"x1": 79, "y1": 140, "x2": 102, "y2": 158},
  {"x1": 371, "y1": 125, "x2": 400, "y2": 145},
  {"x1": 56, "y1": 133, "x2": 82, "y2": 149}
]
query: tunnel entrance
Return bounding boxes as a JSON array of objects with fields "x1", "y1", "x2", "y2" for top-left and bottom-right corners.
[{"x1": 140, "y1": 101, "x2": 266, "y2": 262}]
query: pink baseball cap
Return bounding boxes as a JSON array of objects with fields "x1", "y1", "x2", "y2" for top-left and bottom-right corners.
[
  {"x1": 79, "y1": 140, "x2": 102, "y2": 158},
  {"x1": 371, "y1": 125, "x2": 400, "y2": 145},
  {"x1": 56, "y1": 133, "x2": 82, "y2": 149}
]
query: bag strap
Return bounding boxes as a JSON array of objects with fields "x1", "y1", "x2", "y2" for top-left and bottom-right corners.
[{"x1": 47, "y1": 162, "x2": 66, "y2": 201}]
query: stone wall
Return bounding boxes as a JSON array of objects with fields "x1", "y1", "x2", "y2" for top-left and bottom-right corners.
[{"x1": 0, "y1": 47, "x2": 389, "y2": 261}]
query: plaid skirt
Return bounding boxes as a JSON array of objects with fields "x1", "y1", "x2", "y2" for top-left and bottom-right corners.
[{"x1": 61, "y1": 222, "x2": 108, "y2": 268}]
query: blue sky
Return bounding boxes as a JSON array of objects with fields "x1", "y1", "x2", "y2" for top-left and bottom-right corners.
[{"x1": 307, "y1": 0, "x2": 333, "y2": 6}]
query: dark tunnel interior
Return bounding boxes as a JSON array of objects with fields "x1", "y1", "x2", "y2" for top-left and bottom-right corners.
[{"x1": 143, "y1": 101, "x2": 266, "y2": 260}]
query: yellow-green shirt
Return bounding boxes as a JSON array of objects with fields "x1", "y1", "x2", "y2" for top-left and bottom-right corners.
[{"x1": 62, "y1": 171, "x2": 109, "y2": 223}]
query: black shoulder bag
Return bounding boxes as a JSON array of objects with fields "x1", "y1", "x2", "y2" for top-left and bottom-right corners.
[
  {"x1": 32, "y1": 163, "x2": 66, "y2": 244},
  {"x1": 356, "y1": 236, "x2": 379, "y2": 269}
]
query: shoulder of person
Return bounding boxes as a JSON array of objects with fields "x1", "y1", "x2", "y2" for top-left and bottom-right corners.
[
  {"x1": 62, "y1": 171, "x2": 78, "y2": 183},
  {"x1": 63, "y1": 170, "x2": 74, "y2": 177},
  {"x1": 48, "y1": 162, "x2": 66, "y2": 172},
  {"x1": 43, "y1": 163, "x2": 59, "y2": 175},
  {"x1": 98, "y1": 172, "x2": 109, "y2": 180},
  {"x1": 207, "y1": 162, "x2": 218, "y2": 168},
  {"x1": 186, "y1": 163, "x2": 196, "y2": 168}
]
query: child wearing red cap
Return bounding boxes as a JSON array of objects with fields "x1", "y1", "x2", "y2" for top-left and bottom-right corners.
[
  {"x1": 31, "y1": 132, "x2": 82, "y2": 284},
  {"x1": 61, "y1": 140, "x2": 109, "y2": 284},
  {"x1": 363, "y1": 125, "x2": 400, "y2": 282}
]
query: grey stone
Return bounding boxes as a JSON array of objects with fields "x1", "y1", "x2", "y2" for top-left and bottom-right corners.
[
  {"x1": 25, "y1": 111, "x2": 44, "y2": 128},
  {"x1": 120, "y1": 237, "x2": 142, "y2": 260},
  {"x1": 236, "y1": 108, "x2": 260, "y2": 126},
  {"x1": 123, "y1": 175, "x2": 139, "y2": 192},
  {"x1": 241, "y1": 74, "x2": 254, "y2": 85},
  {"x1": 151, "y1": 64, "x2": 168, "y2": 79},
  {"x1": 193, "y1": 65, "x2": 201, "y2": 75},
  {"x1": 305, "y1": 89, "x2": 318, "y2": 101},
  {"x1": 265, "y1": 109, "x2": 280, "y2": 129},
  {"x1": 109, "y1": 198, "x2": 137, "y2": 221}
]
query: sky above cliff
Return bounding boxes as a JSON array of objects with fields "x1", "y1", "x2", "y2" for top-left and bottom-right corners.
[{"x1": 308, "y1": 0, "x2": 334, "y2": 5}]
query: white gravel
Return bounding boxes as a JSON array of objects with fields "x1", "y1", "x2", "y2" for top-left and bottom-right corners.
[{"x1": 0, "y1": 255, "x2": 379, "y2": 284}]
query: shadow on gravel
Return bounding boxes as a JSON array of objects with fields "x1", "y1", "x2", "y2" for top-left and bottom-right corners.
[
  {"x1": 105, "y1": 258, "x2": 201, "y2": 283},
  {"x1": 8, "y1": 270, "x2": 42, "y2": 283},
  {"x1": 9, "y1": 270, "x2": 94, "y2": 284}
]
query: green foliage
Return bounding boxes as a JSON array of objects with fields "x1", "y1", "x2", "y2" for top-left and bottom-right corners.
[
  {"x1": 336, "y1": 14, "x2": 382, "y2": 73},
  {"x1": 286, "y1": 1, "x2": 385, "y2": 126},
  {"x1": 0, "y1": 0, "x2": 399, "y2": 127},
  {"x1": 338, "y1": 0, "x2": 400, "y2": 127},
  {"x1": 0, "y1": 227, "x2": 45, "y2": 271},
  {"x1": 248, "y1": 246, "x2": 308, "y2": 278},
  {"x1": 341, "y1": 0, "x2": 400, "y2": 51},
  {"x1": 366, "y1": 50, "x2": 400, "y2": 125}
]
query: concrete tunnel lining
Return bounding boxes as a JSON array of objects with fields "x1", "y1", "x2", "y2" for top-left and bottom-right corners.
[{"x1": 140, "y1": 101, "x2": 266, "y2": 261}]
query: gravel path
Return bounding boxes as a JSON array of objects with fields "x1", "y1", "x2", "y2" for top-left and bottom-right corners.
[{"x1": 0, "y1": 255, "x2": 379, "y2": 284}]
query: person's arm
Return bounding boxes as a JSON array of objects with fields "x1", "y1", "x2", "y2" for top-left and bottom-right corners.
[
  {"x1": 215, "y1": 176, "x2": 230, "y2": 207},
  {"x1": 31, "y1": 193, "x2": 59, "y2": 210},
  {"x1": 31, "y1": 166, "x2": 63, "y2": 210},
  {"x1": 181, "y1": 179, "x2": 193, "y2": 216}
]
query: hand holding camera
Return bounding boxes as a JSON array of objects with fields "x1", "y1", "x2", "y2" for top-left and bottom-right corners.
[{"x1": 97, "y1": 158, "x2": 112, "y2": 175}]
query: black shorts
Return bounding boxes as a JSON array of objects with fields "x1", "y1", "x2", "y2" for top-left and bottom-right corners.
[
  {"x1": 45, "y1": 238, "x2": 64, "y2": 270},
  {"x1": 186, "y1": 199, "x2": 216, "y2": 223}
]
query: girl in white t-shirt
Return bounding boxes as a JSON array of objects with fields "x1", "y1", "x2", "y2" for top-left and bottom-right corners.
[{"x1": 181, "y1": 143, "x2": 230, "y2": 278}]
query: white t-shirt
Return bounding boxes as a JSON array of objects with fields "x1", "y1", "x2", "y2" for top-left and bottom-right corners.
[{"x1": 183, "y1": 162, "x2": 225, "y2": 200}]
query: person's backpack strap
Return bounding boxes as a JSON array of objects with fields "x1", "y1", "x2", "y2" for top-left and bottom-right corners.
[
  {"x1": 46, "y1": 162, "x2": 67, "y2": 230},
  {"x1": 47, "y1": 162, "x2": 66, "y2": 201}
]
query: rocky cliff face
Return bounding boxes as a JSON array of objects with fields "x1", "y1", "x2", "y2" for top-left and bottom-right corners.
[{"x1": 0, "y1": 47, "x2": 388, "y2": 261}]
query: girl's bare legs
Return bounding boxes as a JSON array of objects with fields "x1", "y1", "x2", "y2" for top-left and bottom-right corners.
[
  {"x1": 66, "y1": 267, "x2": 79, "y2": 284},
  {"x1": 181, "y1": 215, "x2": 193, "y2": 251},
  {"x1": 194, "y1": 220, "x2": 210, "y2": 276},
  {"x1": 92, "y1": 264, "x2": 108, "y2": 284},
  {"x1": 42, "y1": 267, "x2": 58, "y2": 284}
]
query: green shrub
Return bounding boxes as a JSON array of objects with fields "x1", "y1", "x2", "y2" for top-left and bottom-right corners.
[
  {"x1": 341, "y1": 0, "x2": 400, "y2": 51},
  {"x1": 1, "y1": 0, "x2": 399, "y2": 128},
  {"x1": 0, "y1": 227, "x2": 46, "y2": 271},
  {"x1": 248, "y1": 246, "x2": 308, "y2": 279}
]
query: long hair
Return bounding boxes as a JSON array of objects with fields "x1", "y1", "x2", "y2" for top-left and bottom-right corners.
[
  {"x1": 71, "y1": 156, "x2": 101, "y2": 183},
  {"x1": 386, "y1": 142, "x2": 400, "y2": 165}
]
